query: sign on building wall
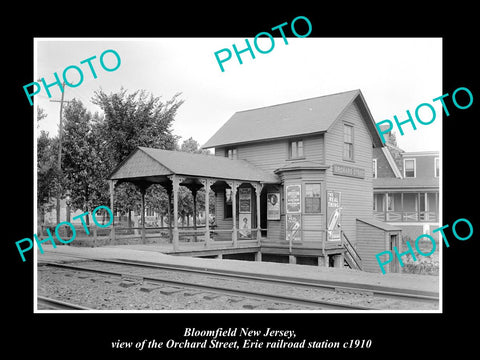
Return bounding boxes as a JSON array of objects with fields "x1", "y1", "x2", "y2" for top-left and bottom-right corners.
[
  {"x1": 332, "y1": 164, "x2": 365, "y2": 179},
  {"x1": 327, "y1": 190, "x2": 342, "y2": 241},
  {"x1": 267, "y1": 192, "x2": 280, "y2": 220},
  {"x1": 239, "y1": 188, "x2": 251, "y2": 213},
  {"x1": 286, "y1": 184, "x2": 302, "y2": 242},
  {"x1": 239, "y1": 188, "x2": 251, "y2": 238},
  {"x1": 286, "y1": 184, "x2": 301, "y2": 213},
  {"x1": 286, "y1": 214, "x2": 301, "y2": 242}
]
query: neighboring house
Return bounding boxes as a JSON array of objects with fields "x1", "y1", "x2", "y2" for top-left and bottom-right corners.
[{"x1": 372, "y1": 129, "x2": 440, "y2": 241}]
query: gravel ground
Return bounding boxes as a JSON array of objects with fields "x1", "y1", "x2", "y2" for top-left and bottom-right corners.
[
  {"x1": 37, "y1": 245, "x2": 440, "y2": 294},
  {"x1": 37, "y1": 266, "x2": 312, "y2": 311},
  {"x1": 37, "y1": 262, "x2": 438, "y2": 311}
]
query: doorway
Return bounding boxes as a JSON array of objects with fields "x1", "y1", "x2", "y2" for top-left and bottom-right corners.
[{"x1": 390, "y1": 234, "x2": 400, "y2": 273}]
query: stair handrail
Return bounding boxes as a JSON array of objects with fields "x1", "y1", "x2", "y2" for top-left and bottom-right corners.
[{"x1": 342, "y1": 231, "x2": 362, "y2": 268}]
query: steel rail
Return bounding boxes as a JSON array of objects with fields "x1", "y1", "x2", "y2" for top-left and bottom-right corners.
[
  {"x1": 40, "y1": 250, "x2": 439, "y2": 304},
  {"x1": 41, "y1": 261, "x2": 372, "y2": 310},
  {"x1": 37, "y1": 295, "x2": 92, "y2": 310},
  {"x1": 110, "y1": 257, "x2": 440, "y2": 303}
]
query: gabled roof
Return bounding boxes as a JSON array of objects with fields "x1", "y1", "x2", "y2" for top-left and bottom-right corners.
[
  {"x1": 202, "y1": 89, "x2": 383, "y2": 148},
  {"x1": 381, "y1": 147, "x2": 403, "y2": 178},
  {"x1": 108, "y1": 147, "x2": 280, "y2": 184}
]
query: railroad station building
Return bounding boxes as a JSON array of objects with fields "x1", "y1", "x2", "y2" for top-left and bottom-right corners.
[{"x1": 107, "y1": 89, "x2": 408, "y2": 272}]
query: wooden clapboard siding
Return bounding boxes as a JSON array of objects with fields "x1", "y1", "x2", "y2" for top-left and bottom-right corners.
[
  {"x1": 325, "y1": 99, "x2": 373, "y2": 247},
  {"x1": 303, "y1": 214, "x2": 326, "y2": 242},
  {"x1": 215, "y1": 135, "x2": 324, "y2": 173},
  {"x1": 238, "y1": 140, "x2": 287, "y2": 173},
  {"x1": 215, "y1": 140, "x2": 286, "y2": 173},
  {"x1": 356, "y1": 220, "x2": 387, "y2": 272},
  {"x1": 302, "y1": 135, "x2": 325, "y2": 163},
  {"x1": 267, "y1": 217, "x2": 283, "y2": 240}
]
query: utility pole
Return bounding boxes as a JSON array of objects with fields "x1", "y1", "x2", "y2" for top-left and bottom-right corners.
[{"x1": 50, "y1": 82, "x2": 71, "y2": 224}]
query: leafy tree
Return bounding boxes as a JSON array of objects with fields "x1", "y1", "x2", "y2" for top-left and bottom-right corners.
[
  {"x1": 37, "y1": 130, "x2": 59, "y2": 225},
  {"x1": 62, "y1": 99, "x2": 107, "y2": 225},
  {"x1": 91, "y1": 88, "x2": 184, "y2": 220},
  {"x1": 92, "y1": 88, "x2": 183, "y2": 166}
]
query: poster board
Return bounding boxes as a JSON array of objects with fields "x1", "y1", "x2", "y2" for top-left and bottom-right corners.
[
  {"x1": 238, "y1": 188, "x2": 251, "y2": 238},
  {"x1": 267, "y1": 192, "x2": 280, "y2": 220},
  {"x1": 286, "y1": 184, "x2": 301, "y2": 242},
  {"x1": 326, "y1": 190, "x2": 341, "y2": 241},
  {"x1": 286, "y1": 184, "x2": 301, "y2": 213},
  {"x1": 239, "y1": 188, "x2": 251, "y2": 213}
]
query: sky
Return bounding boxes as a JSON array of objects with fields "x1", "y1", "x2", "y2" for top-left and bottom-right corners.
[{"x1": 34, "y1": 37, "x2": 442, "y2": 152}]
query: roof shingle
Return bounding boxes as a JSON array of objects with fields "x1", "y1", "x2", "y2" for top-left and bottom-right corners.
[
  {"x1": 109, "y1": 147, "x2": 280, "y2": 183},
  {"x1": 202, "y1": 89, "x2": 362, "y2": 148}
]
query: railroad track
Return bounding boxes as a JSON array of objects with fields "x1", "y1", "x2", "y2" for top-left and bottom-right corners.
[
  {"x1": 38, "y1": 253, "x2": 439, "y2": 310},
  {"x1": 37, "y1": 295, "x2": 92, "y2": 310},
  {"x1": 40, "y1": 251, "x2": 440, "y2": 304},
  {"x1": 111, "y1": 257, "x2": 439, "y2": 304},
  {"x1": 40, "y1": 260, "x2": 371, "y2": 310}
]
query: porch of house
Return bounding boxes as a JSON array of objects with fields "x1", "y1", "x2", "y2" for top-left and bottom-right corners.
[{"x1": 373, "y1": 191, "x2": 439, "y2": 223}]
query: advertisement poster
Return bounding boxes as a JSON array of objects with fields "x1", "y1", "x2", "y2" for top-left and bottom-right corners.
[
  {"x1": 267, "y1": 192, "x2": 280, "y2": 220},
  {"x1": 286, "y1": 185, "x2": 301, "y2": 242},
  {"x1": 239, "y1": 188, "x2": 251, "y2": 213},
  {"x1": 238, "y1": 213, "x2": 252, "y2": 238},
  {"x1": 286, "y1": 213, "x2": 302, "y2": 242},
  {"x1": 326, "y1": 190, "x2": 341, "y2": 241},
  {"x1": 286, "y1": 184, "x2": 301, "y2": 213}
]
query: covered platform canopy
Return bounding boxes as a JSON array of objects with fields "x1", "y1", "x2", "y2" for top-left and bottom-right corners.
[{"x1": 107, "y1": 147, "x2": 280, "y2": 250}]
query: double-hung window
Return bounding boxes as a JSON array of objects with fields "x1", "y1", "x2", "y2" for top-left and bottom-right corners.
[
  {"x1": 289, "y1": 140, "x2": 304, "y2": 159},
  {"x1": 343, "y1": 124, "x2": 354, "y2": 161},
  {"x1": 404, "y1": 158, "x2": 416, "y2": 178}
]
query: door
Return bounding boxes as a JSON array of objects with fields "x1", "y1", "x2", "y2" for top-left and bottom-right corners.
[{"x1": 390, "y1": 234, "x2": 400, "y2": 273}]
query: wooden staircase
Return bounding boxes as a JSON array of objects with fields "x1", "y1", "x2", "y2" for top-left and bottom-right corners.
[{"x1": 342, "y1": 231, "x2": 362, "y2": 270}]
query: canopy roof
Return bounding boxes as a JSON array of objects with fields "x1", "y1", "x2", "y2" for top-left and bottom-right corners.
[{"x1": 108, "y1": 147, "x2": 280, "y2": 184}]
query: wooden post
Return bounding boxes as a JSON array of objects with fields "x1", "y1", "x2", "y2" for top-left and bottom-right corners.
[
  {"x1": 140, "y1": 187, "x2": 146, "y2": 244},
  {"x1": 385, "y1": 193, "x2": 389, "y2": 221},
  {"x1": 334, "y1": 253, "x2": 344, "y2": 268},
  {"x1": 401, "y1": 192, "x2": 404, "y2": 221},
  {"x1": 204, "y1": 180, "x2": 210, "y2": 246},
  {"x1": 230, "y1": 181, "x2": 238, "y2": 247},
  {"x1": 192, "y1": 188, "x2": 198, "y2": 242},
  {"x1": 109, "y1": 180, "x2": 116, "y2": 244},
  {"x1": 173, "y1": 176, "x2": 179, "y2": 251},
  {"x1": 167, "y1": 189, "x2": 172, "y2": 244},
  {"x1": 168, "y1": 175, "x2": 184, "y2": 252},
  {"x1": 255, "y1": 183, "x2": 262, "y2": 244}
]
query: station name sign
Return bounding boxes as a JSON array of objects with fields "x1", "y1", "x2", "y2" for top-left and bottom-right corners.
[{"x1": 332, "y1": 164, "x2": 365, "y2": 179}]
